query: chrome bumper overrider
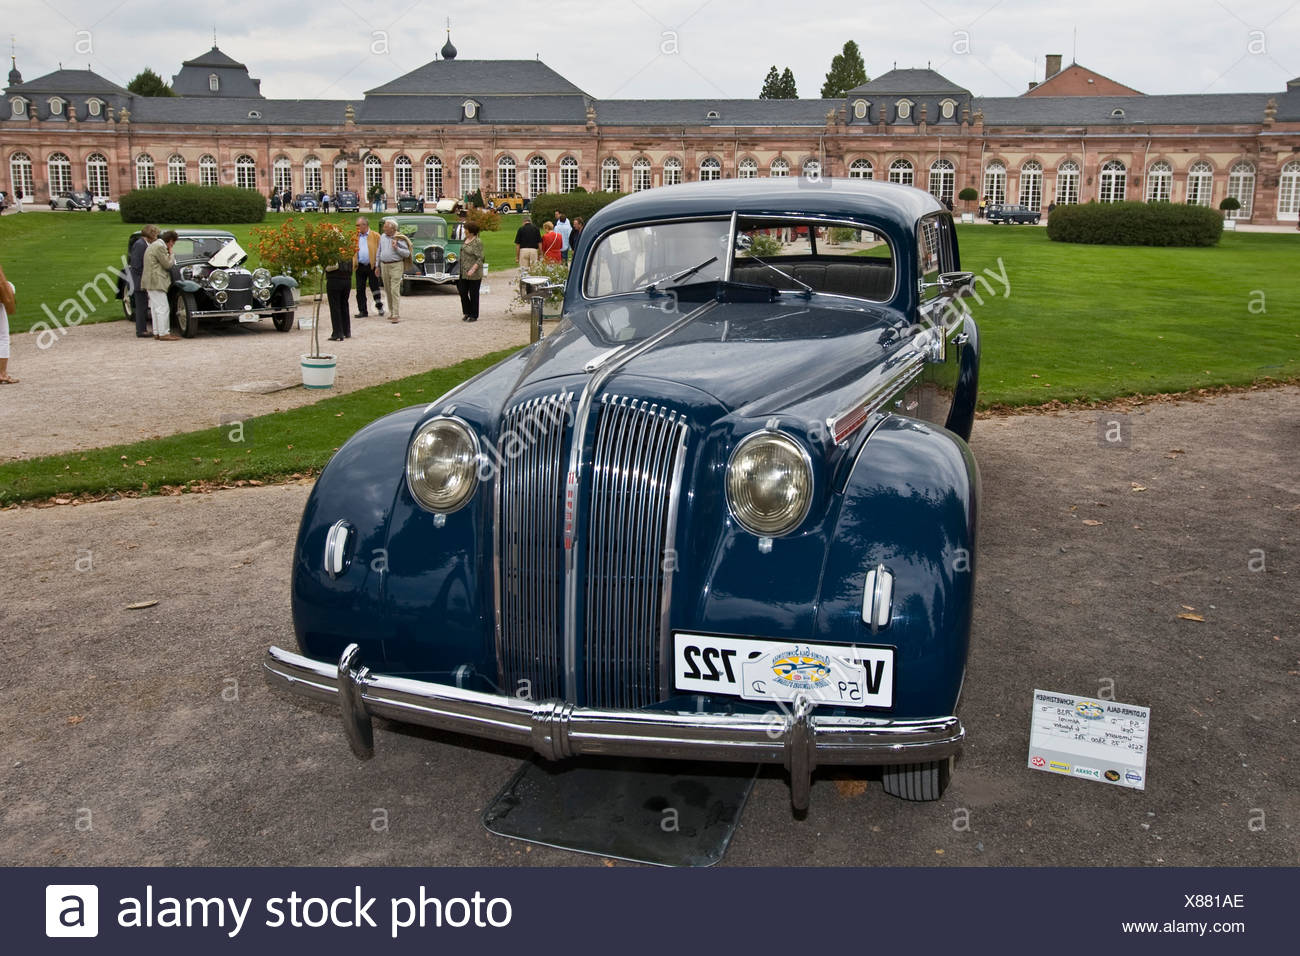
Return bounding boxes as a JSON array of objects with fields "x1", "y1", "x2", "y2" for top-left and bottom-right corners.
[{"x1": 264, "y1": 644, "x2": 964, "y2": 810}]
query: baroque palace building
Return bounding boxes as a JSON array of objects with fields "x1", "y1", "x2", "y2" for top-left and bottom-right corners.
[{"x1": 5, "y1": 37, "x2": 1300, "y2": 224}]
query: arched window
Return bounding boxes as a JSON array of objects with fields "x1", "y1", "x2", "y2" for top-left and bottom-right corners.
[
  {"x1": 633, "y1": 158, "x2": 651, "y2": 192},
  {"x1": 601, "y1": 157, "x2": 620, "y2": 192},
  {"x1": 9, "y1": 151, "x2": 33, "y2": 198},
  {"x1": 528, "y1": 156, "x2": 547, "y2": 197},
  {"x1": 1019, "y1": 160, "x2": 1043, "y2": 210},
  {"x1": 304, "y1": 156, "x2": 323, "y2": 193},
  {"x1": 167, "y1": 154, "x2": 187, "y2": 185},
  {"x1": 888, "y1": 158, "x2": 913, "y2": 186},
  {"x1": 853, "y1": 99, "x2": 868, "y2": 120},
  {"x1": 1186, "y1": 161, "x2": 1213, "y2": 207},
  {"x1": 738, "y1": 158, "x2": 758, "y2": 179},
  {"x1": 85, "y1": 152, "x2": 109, "y2": 196},
  {"x1": 801, "y1": 159, "x2": 821, "y2": 179},
  {"x1": 209, "y1": 73, "x2": 219, "y2": 93},
  {"x1": 200, "y1": 154, "x2": 218, "y2": 187},
  {"x1": 663, "y1": 157, "x2": 682, "y2": 186},
  {"x1": 459, "y1": 155, "x2": 481, "y2": 197},
  {"x1": 1226, "y1": 161, "x2": 1255, "y2": 219},
  {"x1": 1099, "y1": 160, "x2": 1126, "y2": 203},
  {"x1": 928, "y1": 158, "x2": 954, "y2": 203},
  {"x1": 769, "y1": 158, "x2": 790, "y2": 178},
  {"x1": 983, "y1": 160, "x2": 1006, "y2": 204},
  {"x1": 424, "y1": 156, "x2": 442, "y2": 198},
  {"x1": 234, "y1": 154, "x2": 256, "y2": 190},
  {"x1": 135, "y1": 153, "x2": 156, "y2": 189},
  {"x1": 1278, "y1": 160, "x2": 1300, "y2": 218},
  {"x1": 1056, "y1": 160, "x2": 1080, "y2": 205},
  {"x1": 48, "y1": 97, "x2": 64, "y2": 116},
  {"x1": 496, "y1": 155, "x2": 516, "y2": 194},
  {"x1": 273, "y1": 157, "x2": 292, "y2": 195},
  {"x1": 47, "y1": 152, "x2": 72, "y2": 195},
  {"x1": 559, "y1": 156, "x2": 579, "y2": 193},
  {"x1": 1145, "y1": 161, "x2": 1172, "y2": 202},
  {"x1": 848, "y1": 159, "x2": 873, "y2": 180},
  {"x1": 334, "y1": 158, "x2": 350, "y2": 192},
  {"x1": 700, "y1": 157, "x2": 722, "y2": 181},
  {"x1": 392, "y1": 155, "x2": 412, "y2": 195},
  {"x1": 895, "y1": 99, "x2": 913, "y2": 121},
  {"x1": 364, "y1": 154, "x2": 383, "y2": 195}
]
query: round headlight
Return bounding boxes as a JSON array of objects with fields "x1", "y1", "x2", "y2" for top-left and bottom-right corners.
[
  {"x1": 414, "y1": 252, "x2": 425, "y2": 264},
  {"x1": 214, "y1": 290, "x2": 228, "y2": 304},
  {"x1": 252, "y1": 268, "x2": 271, "y2": 289},
  {"x1": 406, "y1": 418, "x2": 480, "y2": 513},
  {"x1": 726, "y1": 432, "x2": 813, "y2": 536},
  {"x1": 446, "y1": 253, "x2": 457, "y2": 264},
  {"x1": 208, "y1": 268, "x2": 229, "y2": 290}
]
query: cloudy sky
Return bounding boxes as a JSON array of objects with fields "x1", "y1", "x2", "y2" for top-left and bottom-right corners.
[{"x1": 9, "y1": 0, "x2": 1298, "y2": 101}]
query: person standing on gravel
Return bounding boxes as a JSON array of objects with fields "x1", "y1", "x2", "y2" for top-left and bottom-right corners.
[
  {"x1": 376, "y1": 218, "x2": 412, "y2": 323},
  {"x1": 456, "y1": 221, "x2": 484, "y2": 322},
  {"x1": 143, "y1": 228, "x2": 179, "y2": 341},
  {"x1": 128, "y1": 226, "x2": 154, "y2": 338},
  {"x1": 0, "y1": 259, "x2": 17, "y2": 383}
]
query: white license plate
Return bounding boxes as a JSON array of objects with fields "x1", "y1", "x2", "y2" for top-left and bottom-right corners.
[
  {"x1": 672, "y1": 633, "x2": 893, "y2": 709},
  {"x1": 238, "y1": 314, "x2": 260, "y2": 323}
]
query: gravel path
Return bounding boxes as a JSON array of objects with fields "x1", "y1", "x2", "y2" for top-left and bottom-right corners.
[
  {"x1": 1, "y1": 386, "x2": 1296, "y2": 866},
  {"x1": 2, "y1": 277, "x2": 532, "y2": 461}
]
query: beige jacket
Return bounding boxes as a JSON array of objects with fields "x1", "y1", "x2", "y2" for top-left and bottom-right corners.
[{"x1": 142, "y1": 239, "x2": 174, "y2": 291}]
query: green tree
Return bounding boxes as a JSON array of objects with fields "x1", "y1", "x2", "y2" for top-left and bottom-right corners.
[
  {"x1": 759, "y1": 66, "x2": 782, "y2": 99},
  {"x1": 820, "y1": 40, "x2": 868, "y2": 98},
  {"x1": 126, "y1": 68, "x2": 174, "y2": 97},
  {"x1": 778, "y1": 67, "x2": 798, "y2": 98}
]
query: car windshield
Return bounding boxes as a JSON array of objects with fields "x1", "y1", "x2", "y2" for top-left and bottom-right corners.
[
  {"x1": 583, "y1": 216, "x2": 895, "y2": 303},
  {"x1": 396, "y1": 219, "x2": 447, "y2": 243},
  {"x1": 172, "y1": 236, "x2": 234, "y2": 261}
]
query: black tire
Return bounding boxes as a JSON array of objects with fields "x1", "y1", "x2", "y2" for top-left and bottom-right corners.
[
  {"x1": 881, "y1": 756, "x2": 953, "y2": 802},
  {"x1": 270, "y1": 289, "x2": 295, "y2": 331},
  {"x1": 119, "y1": 282, "x2": 134, "y2": 320},
  {"x1": 173, "y1": 292, "x2": 199, "y2": 338}
]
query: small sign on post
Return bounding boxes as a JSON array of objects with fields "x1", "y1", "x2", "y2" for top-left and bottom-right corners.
[{"x1": 1027, "y1": 689, "x2": 1150, "y2": 789}]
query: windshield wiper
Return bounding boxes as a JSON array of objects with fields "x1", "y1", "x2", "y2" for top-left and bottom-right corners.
[
  {"x1": 738, "y1": 253, "x2": 813, "y2": 298},
  {"x1": 638, "y1": 255, "x2": 719, "y2": 295}
]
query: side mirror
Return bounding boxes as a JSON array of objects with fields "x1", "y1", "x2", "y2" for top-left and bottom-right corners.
[{"x1": 937, "y1": 271, "x2": 974, "y2": 296}]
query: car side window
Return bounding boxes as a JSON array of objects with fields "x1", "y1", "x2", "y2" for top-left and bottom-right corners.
[
  {"x1": 730, "y1": 218, "x2": 895, "y2": 303},
  {"x1": 917, "y1": 215, "x2": 957, "y2": 302}
]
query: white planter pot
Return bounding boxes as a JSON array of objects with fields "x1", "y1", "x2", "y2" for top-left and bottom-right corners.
[
  {"x1": 301, "y1": 354, "x2": 337, "y2": 389},
  {"x1": 1222, "y1": 219, "x2": 1236, "y2": 231}
]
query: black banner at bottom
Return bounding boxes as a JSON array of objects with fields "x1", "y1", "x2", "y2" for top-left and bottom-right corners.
[{"x1": 10, "y1": 867, "x2": 1286, "y2": 953}]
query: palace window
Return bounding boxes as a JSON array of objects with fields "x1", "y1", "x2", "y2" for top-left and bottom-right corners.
[
  {"x1": 983, "y1": 160, "x2": 1006, "y2": 204},
  {"x1": 209, "y1": 74, "x2": 219, "y2": 93},
  {"x1": 273, "y1": 158, "x2": 292, "y2": 195},
  {"x1": 459, "y1": 156, "x2": 481, "y2": 196},
  {"x1": 701, "y1": 157, "x2": 722, "y2": 181},
  {"x1": 601, "y1": 157, "x2": 621, "y2": 192},
  {"x1": 770, "y1": 158, "x2": 790, "y2": 178},
  {"x1": 1056, "y1": 160, "x2": 1080, "y2": 205},
  {"x1": 529, "y1": 156, "x2": 547, "y2": 197},
  {"x1": 1145, "y1": 161, "x2": 1172, "y2": 202},
  {"x1": 895, "y1": 99, "x2": 913, "y2": 121},
  {"x1": 848, "y1": 158, "x2": 873, "y2": 180},
  {"x1": 1277, "y1": 160, "x2": 1300, "y2": 218},
  {"x1": 1186, "y1": 161, "x2": 1213, "y2": 206},
  {"x1": 305, "y1": 156, "x2": 323, "y2": 193},
  {"x1": 1098, "y1": 160, "x2": 1126, "y2": 203},
  {"x1": 85, "y1": 152, "x2": 109, "y2": 195},
  {"x1": 497, "y1": 155, "x2": 516, "y2": 194},
  {"x1": 86, "y1": 98, "x2": 102, "y2": 117},
  {"x1": 200, "y1": 154, "x2": 218, "y2": 187},
  {"x1": 888, "y1": 158, "x2": 913, "y2": 186},
  {"x1": 47, "y1": 152, "x2": 72, "y2": 194},
  {"x1": 738, "y1": 158, "x2": 758, "y2": 179},
  {"x1": 663, "y1": 157, "x2": 682, "y2": 186},
  {"x1": 136, "y1": 153, "x2": 156, "y2": 189},
  {"x1": 633, "y1": 158, "x2": 651, "y2": 192},
  {"x1": 1226, "y1": 161, "x2": 1254, "y2": 219},
  {"x1": 853, "y1": 99, "x2": 868, "y2": 119},
  {"x1": 167, "y1": 154, "x2": 187, "y2": 185},
  {"x1": 1019, "y1": 160, "x2": 1042, "y2": 210},
  {"x1": 334, "y1": 158, "x2": 350, "y2": 192},
  {"x1": 10, "y1": 96, "x2": 26, "y2": 117},
  {"x1": 929, "y1": 158, "x2": 955, "y2": 203},
  {"x1": 48, "y1": 97, "x2": 64, "y2": 116},
  {"x1": 234, "y1": 154, "x2": 256, "y2": 190},
  {"x1": 802, "y1": 159, "x2": 821, "y2": 179},
  {"x1": 425, "y1": 156, "x2": 442, "y2": 198},
  {"x1": 393, "y1": 155, "x2": 412, "y2": 195},
  {"x1": 364, "y1": 154, "x2": 383, "y2": 195},
  {"x1": 9, "y1": 151, "x2": 33, "y2": 196},
  {"x1": 559, "y1": 156, "x2": 578, "y2": 193},
  {"x1": 940, "y1": 98, "x2": 956, "y2": 120}
]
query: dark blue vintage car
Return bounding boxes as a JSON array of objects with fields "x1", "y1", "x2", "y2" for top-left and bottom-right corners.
[{"x1": 266, "y1": 179, "x2": 981, "y2": 811}]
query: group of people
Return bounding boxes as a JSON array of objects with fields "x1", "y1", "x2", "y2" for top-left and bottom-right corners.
[
  {"x1": 513, "y1": 210, "x2": 583, "y2": 269},
  {"x1": 126, "y1": 225, "x2": 183, "y2": 341},
  {"x1": 271, "y1": 189, "x2": 338, "y2": 213}
]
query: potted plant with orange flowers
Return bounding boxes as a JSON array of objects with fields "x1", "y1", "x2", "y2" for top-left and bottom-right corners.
[{"x1": 252, "y1": 218, "x2": 354, "y2": 388}]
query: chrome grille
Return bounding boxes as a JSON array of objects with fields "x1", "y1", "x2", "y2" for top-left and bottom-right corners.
[
  {"x1": 584, "y1": 395, "x2": 689, "y2": 709},
  {"x1": 495, "y1": 393, "x2": 573, "y2": 701}
]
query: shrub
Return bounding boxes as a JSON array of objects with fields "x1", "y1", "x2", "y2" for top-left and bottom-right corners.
[
  {"x1": 466, "y1": 207, "x2": 500, "y2": 232},
  {"x1": 529, "y1": 191, "x2": 623, "y2": 228},
  {"x1": 119, "y1": 184, "x2": 266, "y2": 223},
  {"x1": 1219, "y1": 196, "x2": 1241, "y2": 212},
  {"x1": 958, "y1": 187, "x2": 979, "y2": 202},
  {"x1": 465, "y1": 188, "x2": 484, "y2": 208},
  {"x1": 1047, "y1": 201, "x2": 1222, "y2": 247}
]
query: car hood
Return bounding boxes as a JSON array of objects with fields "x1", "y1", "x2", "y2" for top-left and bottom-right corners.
[{"x1": 505, "y1": 296, "x2": 907, "y2": 421}]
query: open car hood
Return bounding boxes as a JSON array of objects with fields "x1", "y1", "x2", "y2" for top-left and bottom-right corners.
[{"x1": 209, "y1": 240, "x2": 248, "y2": 269}]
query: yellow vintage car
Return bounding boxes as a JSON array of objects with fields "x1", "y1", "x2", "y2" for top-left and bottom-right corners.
[{"x1": 490, "y1": 192, "x2": 525, "y2": 214}]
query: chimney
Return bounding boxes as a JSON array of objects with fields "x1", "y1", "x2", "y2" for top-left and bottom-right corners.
[{"x1": 1045, "y1": 54, "x2": 1063, "y2": 80}]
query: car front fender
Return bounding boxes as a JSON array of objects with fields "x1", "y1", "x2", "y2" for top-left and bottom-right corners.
[
  {"x1": 270, "y1": 275, "x2": 299, "y2": 289},
  {"x1": 174, "y1": 279, "x2": 202, "y2": 294}
]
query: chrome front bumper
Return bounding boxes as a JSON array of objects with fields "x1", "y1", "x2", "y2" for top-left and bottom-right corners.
[
  {"x1": 264, "y1": 644, "x2": 964, "y2": 810},
  {"x1": 404, "y1": 272, "x2": 456, "y2": 284}
]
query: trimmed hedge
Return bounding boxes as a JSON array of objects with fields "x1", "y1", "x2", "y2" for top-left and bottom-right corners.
[
  {"x1": 1047, "y1": 201, "x2": 1222, "y2": 247},
  {"x1": 119, "y1": 184, "x2": 267, "y2": 224},
  {"x1": 529, "y1": 191, "x2": 623, "y2": 227}
]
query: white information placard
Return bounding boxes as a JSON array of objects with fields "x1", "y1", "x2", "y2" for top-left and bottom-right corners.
[{"x1": 1027, "y1": 689, "x2": 1150, "y2": 790}]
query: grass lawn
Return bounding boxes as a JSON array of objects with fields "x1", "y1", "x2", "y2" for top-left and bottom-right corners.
[
  {"x1": 0, "y1": 210, "x2": 524, "y2": 334},
  {"x1": 953, "y1": 225, "x2": 1300, "y2": 406}
]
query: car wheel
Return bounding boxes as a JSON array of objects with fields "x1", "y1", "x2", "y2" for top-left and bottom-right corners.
[
  {"x1": 270, "y1": 289, "x2": 295, "y2": 331},
  {"x1": 173, "y1": 292, "x2": 199, "y2": 338},
  {"x1": 881, "y1": 756, "x2": 953, "y2": 802},
  {"x1": 120, "y1": 284, "x2": 134, "y2": 321}
]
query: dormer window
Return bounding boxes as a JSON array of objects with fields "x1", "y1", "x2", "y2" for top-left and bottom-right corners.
[
  {"x1": 48, "y1": 97, "x2": 64, "y2": 116},
  {"x1": 86, "y1": 98, "x2": 102, "y2": 117},
  {"x1": 853, "y1": 99, "x2": 868, "y2": 119},
  {"x1": 248, "y1": 109, "x2": 261, "y2": 119},
  {"x1": 895, "y1": 99, "x2": 913, "y2": 121},
  {"x1": 10, "y1": 96, "x2": 25, "y2": 117},
  {"x1": 706, "y1": 109, "x2": 720, "y2": 119},
  {"x1": 1111, "y1": 108, "x2": 1125, "y2": 118},
  {"x1": 940, "y1": 98, "x2": 956, "y2": 120},
  {"x1": 462, "y1": 99, "x2": 479, "y2": 120},
  {"x1": 209, "y1": 73, "x2": 219, "y2": 92}
]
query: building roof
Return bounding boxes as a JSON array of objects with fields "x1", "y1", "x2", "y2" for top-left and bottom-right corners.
[
  {"x1": 977, "y1": 92, "x2": 1284, "y2": 126},
  {"x1": 180, "y1": 46, "x2": 248, "y2": 70},
  {"x1": 126, "y1": 96, "x2": 346, "y2": 125},
  {"x1": 365, "y1": 58, "x2": 587, "y2": 96},
  {"x1": 172, "y1": 45, "x2": 263, "y2": 97},
  {"x1": 1024, "y1": 62, "x2": 1142, "y2": 97},
  {"x1": 6, "y1": 67, "x2": 129, "y2": 95},
  {"x1": 356, "y1": 94, "x2": 588, "y2": 125},
  {"x1": 597, "y1": 98, "x2": 838, "y2": 126},
  {"x1": 848, "y1": 69, "x2": 969, "y2": 96}
]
